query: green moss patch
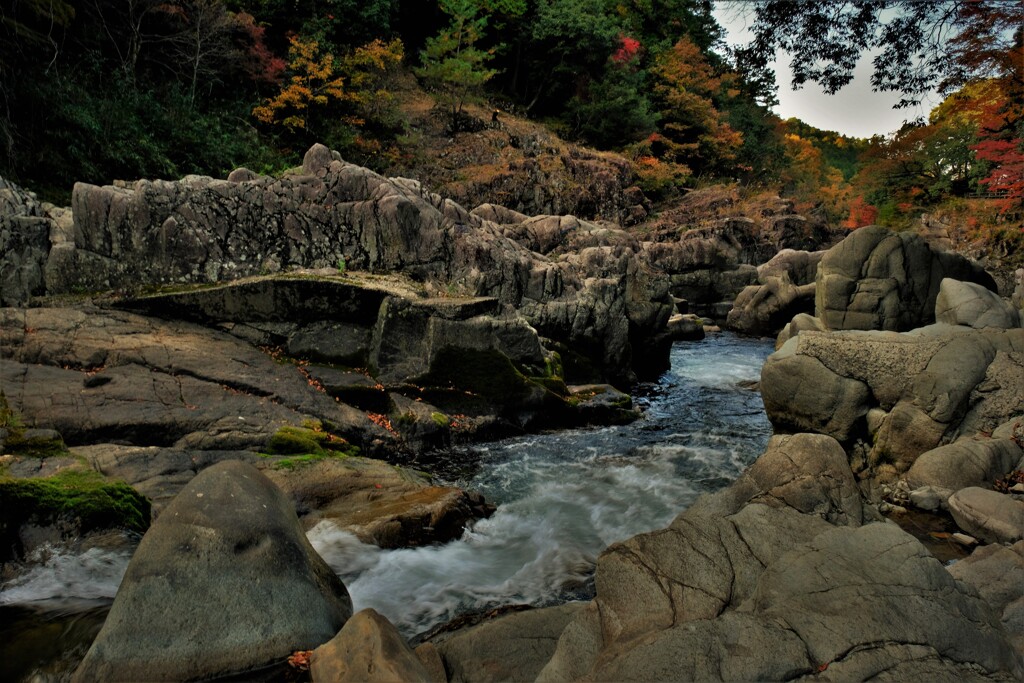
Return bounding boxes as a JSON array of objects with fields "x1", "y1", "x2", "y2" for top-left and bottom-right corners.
[
  {"x1": 263, "y1": 424, "x2": 359, "y2": 470},
  {"x1": 0, "y1": 469, "x2": 151, "y2": 541}
]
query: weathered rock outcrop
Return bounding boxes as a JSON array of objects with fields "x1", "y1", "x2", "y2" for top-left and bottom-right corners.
[
  {"x1": 762, "y1": 325, "x2": 1024, "y2": 473},
  {"x1": 640, "y1": 220, "x2": 760, "y2": 321},
  {"x1": 726, "y1": 249, "x2": 822, "y2": 335},
  {"x1": 0, "y1": 306, "x2": 386, "y2": 451},
  {"x1": 73, "y1": 461, "x2": 353, "y2": 682},
  {"x1": 530, "y1": 432, "x2": 1021, "y2": 681},
  {"x1": 15, "y1": 145, "x2": 670, "y2": 385},
  {"x1": 0, "y1": 178, "x2": 68, "y2": 306},
  {"x1": 816, "y1": 226, "x2": 996, "y2": 331}
]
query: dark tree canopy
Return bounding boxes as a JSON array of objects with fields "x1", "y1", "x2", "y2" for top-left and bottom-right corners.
[{"x1": 740, "y1": 0, "x2": 1024, "y2": 106}]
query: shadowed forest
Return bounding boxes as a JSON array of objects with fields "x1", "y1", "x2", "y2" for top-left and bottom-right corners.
[{"x1": 2, "y1": 0, "x2": 1021, "y2": 260}]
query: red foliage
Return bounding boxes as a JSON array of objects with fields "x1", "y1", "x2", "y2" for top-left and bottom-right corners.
[
  {"x1": 842, "y1": 196, "x2": 878, "y2": 230},
  {"x1": 235, "y1": 12, "x2": 286, "y2": 85},
  {"x1": 973, "y1": 134, "x2": 1024, "y2": 212},
  {"x1": 612, "y1": 34, "x2": 641, "y2": 64}
]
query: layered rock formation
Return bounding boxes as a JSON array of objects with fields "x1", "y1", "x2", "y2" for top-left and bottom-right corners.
[
  {"x1": 726, "y1": 248, "x2": 822, "y2": 335},
  {"x1": 5, "y1": 144, "x2": 671, "y2": 386}
]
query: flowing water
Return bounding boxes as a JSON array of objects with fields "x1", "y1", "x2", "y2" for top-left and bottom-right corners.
[
  {"x1": 311, "y1": 333, "x2": 775, "y2": 637},
  {"x1": 0, "y1": 333, "x2": 774, "y2": 678}
]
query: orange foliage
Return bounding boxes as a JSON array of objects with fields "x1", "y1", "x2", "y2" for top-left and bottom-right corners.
[
  {"x1": 252, "y1": 34, "x2": 355, "y2": 133},
  {"x1": 648, "y1": 37, "x2": 743, "y2": 175},
  {"x1": 842, "y1": 196, "x2": 877, "y2": 230}
]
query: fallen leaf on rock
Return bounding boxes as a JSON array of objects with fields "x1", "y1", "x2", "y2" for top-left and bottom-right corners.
[{"x1": 287, "y1": 650, "x2": 312, "y2": 671}]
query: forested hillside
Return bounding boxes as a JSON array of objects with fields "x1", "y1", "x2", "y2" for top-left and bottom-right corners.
[{"x1": 2, "y1": 0, "x2": 1020, "y2": 262}]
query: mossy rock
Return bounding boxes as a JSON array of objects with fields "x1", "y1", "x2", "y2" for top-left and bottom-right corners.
[
  {"x1": 0, "y1": 469, "x2": 151, "y2": 560},
  {"x1": 263, "y1": 424, "x2": 359, "y2": 469}
]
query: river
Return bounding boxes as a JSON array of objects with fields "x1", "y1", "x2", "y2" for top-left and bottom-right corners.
[{"x1": 0, "y1": 333, "x2": 774, "y2": 678}]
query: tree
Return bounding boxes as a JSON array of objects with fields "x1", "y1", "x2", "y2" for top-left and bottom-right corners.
[
  {"x1": 648, "y1": 37, "x2": 743, "y2": 176},
  {"x1": 416, "y1": 0, "x2": 498, "y2": 133},
  {"x1": 740, "y1": 1, "x2": 1024, "y2": 107},
  {"x1": 567, "y1": 41, "x2": 656, "y2": 147},
  {"x1": 253, "y1": 34, "x2": 351, "y2": 135},
  {"x1": 158, "y1": 0, "x2": 241, "y2": 105}
]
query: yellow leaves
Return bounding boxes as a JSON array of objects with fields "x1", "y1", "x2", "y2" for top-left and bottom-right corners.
[
  {"x1": 252, "y1": 35, "x2": 405, "y2": 135},
  {"x1": 252, "y1": 34, "x2": 348, "y2": 133}
]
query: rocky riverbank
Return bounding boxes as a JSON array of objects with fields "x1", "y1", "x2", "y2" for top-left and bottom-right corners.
[{"x1": 3, "y1": 146, "x2": 1023, "y2": 681}]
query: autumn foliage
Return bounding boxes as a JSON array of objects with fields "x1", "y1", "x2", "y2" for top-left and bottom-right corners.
[{"x1": 252, "y1": 35, "x2": 351, "y2": 133}]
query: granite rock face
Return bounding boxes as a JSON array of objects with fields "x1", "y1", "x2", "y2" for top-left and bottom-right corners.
[
  {"x1": 761, "y1": 325, "x2": 1024, "y2": 471},
  {"x1": 815, "y1": 226, "x2": 996, "y2": 332},
  {"x1": 536, "y1": 433, "x2": 1021, "y2": 682},
  {"x1": 73, "y1": 461, "x2": 353, "y2": 682},
  {"x1": 726, "y1": 249, "x2": 822, "y2": 335},
  {"x1": 16, "y1": 145, "x2": 671, "y2": 385},
  {"x1": 936, "y1": 277, "x2": 1021, "y2": 329}
]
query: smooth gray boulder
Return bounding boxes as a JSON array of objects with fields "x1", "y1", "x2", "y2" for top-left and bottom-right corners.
[
  {"x1": 936, "y1": 278, "x2": 1021, "y2": 329},
  {"x1": 906, "y1": 438, "x2": 1022, "y2": 492},
  {"x1": 73, "y1": 461, "x2": 352, "y2": 682},
  {"x1": 949, "y1": 541, "x2": 1024, "y2": 657},
  {"x1": 760, "y1": 338, "x2": 870, "y2": 442},
  {"x1": 310, "y1": 608, "x2": 431, "y2": 683},
  {"x1": 816, "y1": 225, "x2": 996, "y2": 331},
  {"x1": 949, "y1": 487, "x2": 1024, "y2": 544},
  {"x1": 432, "y1": 603, "x2": 586, "y2": 683},
  {"x1": 760, "y1": 325, "x2": 1024, "y2": 472}
]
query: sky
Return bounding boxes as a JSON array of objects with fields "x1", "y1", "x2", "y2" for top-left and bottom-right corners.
[{"x1": 712, "y1": 2, "x2": 940, "y2": 139}]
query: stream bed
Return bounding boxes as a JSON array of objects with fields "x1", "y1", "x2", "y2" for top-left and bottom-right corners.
[{"x1": 0, "y1": 333, "x2": 775, "y2": 679}]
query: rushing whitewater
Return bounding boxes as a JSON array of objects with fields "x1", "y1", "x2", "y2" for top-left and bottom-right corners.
[
  {"x1": 0, "y1": 334, "x2": 773, "y2": 669},
  {"x1": 309, "y1": 334, "x2": 774, "y2": 637}
]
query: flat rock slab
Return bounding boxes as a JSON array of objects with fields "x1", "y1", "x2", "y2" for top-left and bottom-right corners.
[
  {"x1": 114, "y1": 273, "x2": 418, "y2": 326},
  {"x1": 0, "y1": 306, "x2": 385, "y2": 451}
]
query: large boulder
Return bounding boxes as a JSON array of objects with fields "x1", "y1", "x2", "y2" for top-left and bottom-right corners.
[
  {"x1": 948, "y1": 487, "x2": 1024, "y2": 544},
  {"x1": 816, "y1": 226, "x2": 996, "y2": 331},
  {"x1": 542, "y1": 506, "x2": 1021, "y2": 681},
  {"x1": 906, "y1": 437, "x2": 1022, "y2": 492},
  {"x1": 936, "y1": 277, "x2": 1021, "y2": 329},
  {"x1": 73, "y1": 460, "x2": 353, "y2": 682},
  {"x1": 761, "y1": 325, "x2": 1024, "y2": 472},
  {"x1": 310, "y1": 608, "x2": 432, "y2": 683},
  {"x1": 760, "y1": 339, "x2": 871, "y2": 442}
]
